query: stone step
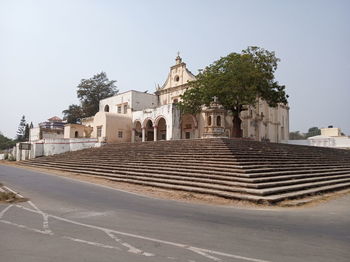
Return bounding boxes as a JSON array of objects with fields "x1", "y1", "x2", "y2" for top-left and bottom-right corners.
[
  {"x1": 36, "y1": 155, "x2": 350, "y2": 167},
  {"x1": 265, "y1": 182, "x2": 350, "y2": 203},
  {"x1": 25, "y1": 161, "x2": 350, "y2": 186},
  {"x1": 22, "y1": 162, "x2": 350, "y2": 196},
  {"x1": 25, "y1": 159, "x2": 350, "y2": 179},
  {"x1": 30, "y1": 158, "x2": 350, "y2": 175},
  {"x1": 53, "y1": 152, "x2": 347, "y2": 160}
]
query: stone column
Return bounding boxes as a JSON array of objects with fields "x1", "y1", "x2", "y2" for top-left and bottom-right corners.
[
  {"x1": 142, "y1": 128, "x2": 145, "y2": 142},
  {"x1": 131, "y1": 128, "x2": 135, "y2": 143},
  {"x1": 154, "y1": 126, "x2": 158, "y2": 141}
]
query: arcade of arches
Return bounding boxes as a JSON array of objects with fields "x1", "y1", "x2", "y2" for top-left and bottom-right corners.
[{"x1": 132, "y1": 117, "x2": 167, "y2": 142}]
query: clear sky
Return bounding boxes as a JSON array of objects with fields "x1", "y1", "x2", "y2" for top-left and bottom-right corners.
[{"x1": 0, "y1": 0, "x2": 349, "y2": 138}]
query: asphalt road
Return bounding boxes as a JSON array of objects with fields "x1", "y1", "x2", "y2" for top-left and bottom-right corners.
[{"x1": 0, "y1": 164, "x2": 349, "y2": 262}]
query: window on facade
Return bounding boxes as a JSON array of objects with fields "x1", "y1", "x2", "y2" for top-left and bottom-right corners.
[
  {"x1": 217, "y1": 116, "x2": 221, "y2": 127},
  {"x1": 124, "y1": 104, "x2": 128, "y2": 114},
  {"x1": 185, "y1": 132, "x2": 191, "y2": 139},
  {"x1": 104, "y1": 105, "x2": 109, "y2": 112},
  {"x1": 97, "y1": 126, "x2": 102, "y2": 137},
  {"x1": 118, "y1": 131, "x2": 123, "y2": 138},
  {"x1": 173, "y1": 98, "x2": 178, "y2": 104},
  {"x1": 117, "y1": 106, "x2": 122, "y2": 113},
  {"x1": 174, "y1": 75, "x2": 180, "y2": 82},
  {"x1": 185, "y1": 124, "x2": 192, "y2": 129},
  {"x1": 207, "y1": 116, "x2": 212, "y2": 126},
  {"x1": 74, "y1": 131, "x2": 79, "y2": 138}
]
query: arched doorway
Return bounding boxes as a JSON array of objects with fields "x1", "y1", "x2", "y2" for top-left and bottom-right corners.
[
  {"x1": 157, "y1": 118, "x2": 167, "y2": 140},
  {"x1": 104, "y1": 105, "x2": 109, "y2": 112},
  {"x1": 145, "y1": 119, "x2": 154, "y2": 141},
  {"x1": 134, "y1": 121, "x2": 142, "y2": 142},
  {"x1": 181, "y1": 114, "x2": 197, "y2": 139},
  {"x1": 74, "y1": 131, "x2": 79, "y2": 138}
]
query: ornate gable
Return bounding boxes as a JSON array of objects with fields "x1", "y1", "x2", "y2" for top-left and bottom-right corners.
[{"x1": 156, "y1": 54, "x2": 196, "y2": 92}]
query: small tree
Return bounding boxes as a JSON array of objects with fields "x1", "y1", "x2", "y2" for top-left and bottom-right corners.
[
  {"x1": 305, "y1": 127, "x2": 321, "y2": 138},
  {"x1": 0, "y1": 132, "x2": 16, "y2": 150},
  {"x1": 62, "y1": 104, "x2": 84, "y2": 124},
  {"x1": 16, "y1": 115, "x2": 26, "y2": 141},
  {"x1": 24, "y1": 123, "x2": 30, "y2": 141},
  {"x1": 289, "y1": 131, "x2": 305, "y2": 140},
  {"x1": 178, "y1": 46, "x2": 288, "y2": 138}
]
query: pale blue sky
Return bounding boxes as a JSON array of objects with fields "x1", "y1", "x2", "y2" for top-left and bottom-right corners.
[{"x1": 0, "y1": 0, "x2": 349, "y2": 138}]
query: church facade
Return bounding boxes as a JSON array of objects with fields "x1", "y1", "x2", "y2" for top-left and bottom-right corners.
[{"x1": 75, "y1": 55, "x2": 289, "y2": 144}]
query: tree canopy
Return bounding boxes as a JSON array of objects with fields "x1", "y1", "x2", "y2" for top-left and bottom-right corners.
[
  {"x1": 178, "y1": 46, "x2": 288, "y2": 137},
  {"x1": 0, "y1": 132, "x2": 16, "y2": 151},
  {"x1": 305, "y1": 127, "x2": 321, "y2": 138},
  {"x1": 63, "y1": 72, "x2": 118, "y2": 123},
  {"x1": 62, "y1": 104, "x2": 84, "y2": 124},
  {"x1": 289, "y1": 127, "x2": 322, "y2": 140},
  {"x1": 289, "y1": 131, "x2": 305, "y2": 140}
]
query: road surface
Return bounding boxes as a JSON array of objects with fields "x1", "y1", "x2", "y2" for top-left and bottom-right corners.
[{"x1": 0, "y1": 164, "x2": 349, "y2": 262}]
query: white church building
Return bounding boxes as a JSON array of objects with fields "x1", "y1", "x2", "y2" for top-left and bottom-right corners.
[{"x1": 70, "y1": 54, "x2": 290, "y2": 144}]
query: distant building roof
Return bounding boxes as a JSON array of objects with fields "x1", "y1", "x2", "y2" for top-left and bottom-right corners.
[{"x1": 48, "y1": 116, "x2": 63, "y2": 122}]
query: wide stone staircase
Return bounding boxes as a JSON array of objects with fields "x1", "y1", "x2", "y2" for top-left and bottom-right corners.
[{"x1": 19, "y1": 138, "x2": 350, "y2": 204}]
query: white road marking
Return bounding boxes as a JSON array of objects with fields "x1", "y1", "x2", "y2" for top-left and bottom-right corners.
[
  {"x1": 0, "y1": 219, "x2": 53, "y2": 235},
  {"x1": 27, "y1": 200, "x2": 52, "y2": 234},
  {"x1": 0, "y1": 204, "x2": 13, "y2": 219},
  {"x1": 3, "y1": 185, "x2": 52, "y2": 234},
  {"x1": 188, "y1": 247, "x2": 222, "y2": 261},
  {"x1": 106, "y1": 230, "x2": 154, "y2": 256},
  {"x1": 16, "y1": 204, "x2": 271, "y2": 262},
  {"x1": 62, "y1": 236, "x2": 121, "y2": 250},
  {"x1": 196, "y1": 248, "x2": 271, "y2": 262}
]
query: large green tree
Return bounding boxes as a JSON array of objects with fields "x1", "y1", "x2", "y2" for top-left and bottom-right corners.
[
  {"x1": 62, "y1": 72, "x2": 118, "y2": 123},
  {"x1": 178, "y1": 46, "x2": 288, "y2": 137},
  {"x1": 77, "y1": 72, "x2": 118, "y2": 117}
]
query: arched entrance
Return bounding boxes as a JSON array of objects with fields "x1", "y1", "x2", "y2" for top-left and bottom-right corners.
[
  {"x1": 133, "y1": 121, "x2": 142, "y2": 142},
  {"x1": 145, "y1": 119, "x2": 154, "y2": 141},
  {"x1": 157, "y1": 117, "x2": 167, "y2": 140},
  {"x1": 181, "y1": 114, "x2": 197, "y2": 139}
]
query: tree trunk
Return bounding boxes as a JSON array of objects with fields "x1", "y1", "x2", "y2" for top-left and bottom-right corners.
[
  {"x1": 232, "y1": 116, "x2": 242, "y2": 138},
  {"x1": 231, "y1": 107, "x2": 243, "y2": 138}
]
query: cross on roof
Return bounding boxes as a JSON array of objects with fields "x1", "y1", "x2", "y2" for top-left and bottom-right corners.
[{"x1": 212, "y1": 96, "x2": 218, "y2": 103}]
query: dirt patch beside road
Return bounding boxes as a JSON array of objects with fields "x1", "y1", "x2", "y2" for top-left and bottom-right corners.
[{"x1": 0, "y1": 185, "x2": 28, "y2": 203}]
